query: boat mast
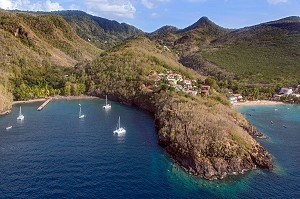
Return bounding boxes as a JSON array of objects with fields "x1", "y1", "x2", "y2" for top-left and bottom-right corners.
[
  {"x1": 19, "y1": 106, "x2": 22, "y2": 116},
  {"x1": 79, "y1": 104, "x2": 81, "y2": 117}
]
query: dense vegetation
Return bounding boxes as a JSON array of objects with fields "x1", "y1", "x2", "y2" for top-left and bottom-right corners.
[
  {"x1": 149, "y1": 16, "x2": 300, "y2": 100},
  {"x1": 84, "y1": 37, "x2": 199, "y2": 98},
  {"x1": 0, "y1": 9, "x2": 101, "y2": 103},
  {"x1": 54, "y1": 10, "x2": 143, "y2": 50},
  {"x1": 203, "y1": 23, "x2": 300, "y2": 84},
  {"x1": 149, "y1": 17, "x2": 229, "y2": 56}
]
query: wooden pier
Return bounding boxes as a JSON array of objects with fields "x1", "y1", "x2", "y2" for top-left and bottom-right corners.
[{"x1": 37, "y1": 98, "x2": 52, "y2": 111}]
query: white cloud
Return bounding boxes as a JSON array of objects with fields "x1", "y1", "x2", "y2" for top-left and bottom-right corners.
[
  {"x1": 83, "y1": 0, "x2": 136, "y2": 19},
  {"x1": 43, "y1": 0, "x2": 63, "y2": 11},
  {"x1": 150, "y1": 12, "x2": 159, "y2": 18},
  {"x1": 141, "y1": 0, "x2": 154, "y2": 9},
  {"x1": 0, "y1": 0, "x2": 12, "y2": 9},
  {"x1": 0, "y1": 0, "x2": 63, "y2": 11},
  {"x1": 267, "y1": 0, "x2": 288, "y2": 4},
  {"x1": 140, "y1": 0, "x2": 171, "y2": 9}
]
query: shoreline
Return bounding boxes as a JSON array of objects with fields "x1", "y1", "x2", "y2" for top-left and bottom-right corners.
[
  {"x1": 12, "y1": 95, "x2": 100, "y2": 105},
  {"x1": 51, "y1": 95, "x2": 99, "y2": 100},
  {"x1": 13, "y1": 98, "x2": 47, "y2": 105},
  {"x1": 233, "y1": 100, "x2": 285, "y2": 107},
  {"x1": 0, "y1": 96, "x2": 100, "y2": 115}
]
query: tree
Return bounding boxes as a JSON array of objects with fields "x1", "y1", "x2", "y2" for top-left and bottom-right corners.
[
  {"x1": 205, "y1": 77, "x2": 219, "y2": 91},
  {"x1": 64, "y1": 82, "x2": 71, "y2": 96}
]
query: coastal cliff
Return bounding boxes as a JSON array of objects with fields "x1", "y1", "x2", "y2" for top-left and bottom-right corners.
[
  {"x1": 91, "y1": 88, "x2": 273, "y2": 180},
  {"x1": 154, "y1": 92, "x2": 273, "y2": 180}
]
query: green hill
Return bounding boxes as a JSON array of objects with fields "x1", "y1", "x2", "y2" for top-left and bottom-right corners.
[
  {"x1": 202, "y1": 16, "x2": 300, "y2": 84},
  {"x1": 0, "y1": 9, "x2": 101, "y2": 105},
  {"x1": 149, "y1": 17, "x2": 229, "y2": 56},
  {"x1": 84, "y1": 37, "x2": 273, "y2": 180},
  {"x1": 54, "y1": 10, "x2": 144, "y2": 50},
  {"x1": 149, "y1": 16, "x2": 300, "y2": 87}
]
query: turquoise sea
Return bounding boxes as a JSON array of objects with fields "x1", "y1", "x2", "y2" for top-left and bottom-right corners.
[{"x1": 0, "y1": 99, "x2": 299, "y2": 198}]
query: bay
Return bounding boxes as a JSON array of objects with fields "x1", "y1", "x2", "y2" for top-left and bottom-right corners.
[{"x1": 0, "y1": 100, "x2": 299, "y2": 198}]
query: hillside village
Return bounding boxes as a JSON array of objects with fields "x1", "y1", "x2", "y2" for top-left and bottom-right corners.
[
  {"x1": 229, "y1": 85, "x2": 300, "y2": 104},
  {"x1": 147, "y1": 69, "x2": 300, "y2": 104},
  {"x1": 147, "y1": 70, "x2": 211, "y2": 96}
]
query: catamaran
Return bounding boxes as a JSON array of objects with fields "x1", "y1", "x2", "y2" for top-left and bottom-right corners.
[
  {"x1": 78, "y1": 104, "x2": 85, "y2": 119},
  {"x1": 103, "y1": 95, "x2": 111, "y2": 109},
  {"x1": 113, "y1": 116, "x2": 126, "y2": 135},
  {"x1": 17, "y1": 106, "x2": 24, "y2": 120}
]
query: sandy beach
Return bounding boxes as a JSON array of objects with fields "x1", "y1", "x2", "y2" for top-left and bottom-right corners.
[
  {"x1": 51, "y1": 95, "x2": 99, "y2": 100},
  {"x1": 12, "y1": 95, "x2": 99, "y2": 105},
  {"x1": 12, "y1": 98, "x2": 47, "y2": 105},
  {"x1": 233, "y1": 100, "x2": 285, "y2": 107}
]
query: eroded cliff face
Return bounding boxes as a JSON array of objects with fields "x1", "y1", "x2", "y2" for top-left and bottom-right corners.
[{"x1": 154, "y1": 92, "x2": 273, "y2": 180}]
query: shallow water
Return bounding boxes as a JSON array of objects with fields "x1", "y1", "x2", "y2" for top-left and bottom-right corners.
[{"x1": 0, "y1": 100, "x2": 299, "y2": 198}]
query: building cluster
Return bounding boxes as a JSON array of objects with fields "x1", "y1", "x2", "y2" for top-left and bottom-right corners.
[
  {"x1": 272, "y1": 85, "x2": 300, "y2": 100},
  {"x1": 149, "y1": 71, "x2": 211, "y2": 96},
  {"x1": 229, "y1": 93, "x2": 243, "y2": 104}
]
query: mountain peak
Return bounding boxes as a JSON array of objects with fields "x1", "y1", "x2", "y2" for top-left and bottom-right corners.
[{"x1": 182, "y1": 16, "x2": 223, "y2": 32}]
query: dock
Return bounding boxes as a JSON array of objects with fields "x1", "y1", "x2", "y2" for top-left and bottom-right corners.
[{"x1": 37, "y1": 98, "x2": 52, "y2": 111}]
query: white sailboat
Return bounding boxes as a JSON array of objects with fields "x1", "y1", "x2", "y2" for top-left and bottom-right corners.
[
  {"x1": 78, "y1": 104, "x2": 85, "y2": 119},
  {"x1": 17, "y1": 106, "x2": 24, "y2": 120},
  {"x1": 113, "y1": 116, "x2": 126, "y2": 135},
  {"x1": 6, "y1": 126, "x2": 12, "y2": 130},
  {"x1": 102, "y1": 95, "x2": 111, "y2": 109}
]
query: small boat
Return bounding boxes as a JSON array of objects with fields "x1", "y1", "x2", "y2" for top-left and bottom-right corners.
[
  {"x1": 275, "y1": 109, "x2": 278, "y2": 111},
  {"x1": 78, "y1": 104, "x2": 85, "y2": 119},
  {"x1": 103, "y1": 95, "x2": 111, "y2": 109},
  {"x1": 113, "y1": 116, "x2": 126, "y2": 135},
  {"x1": 283, "y1": 125, "x2": 287, "y2": 128},
  {"x1": 6, "y1": 126, "x2": 12, "y2": 130},
  {"x1": 17, "y1": 106, "x2": 24, "y2": 120},
  {"x1": 271, "y1": 121, "x2": 274, "y2": 124}
]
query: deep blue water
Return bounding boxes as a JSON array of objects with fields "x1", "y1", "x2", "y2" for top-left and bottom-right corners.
[{"x1": 0, "y1": 100, "x2": 299, "y2": 199}]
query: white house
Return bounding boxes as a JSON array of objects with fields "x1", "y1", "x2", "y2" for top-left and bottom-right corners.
[
  {"x1": 229, "y1": 97, "x2": 237, "y2": 104},
  {"x1": 279, "y1": 88, "x2": 293, "y2": 95}
]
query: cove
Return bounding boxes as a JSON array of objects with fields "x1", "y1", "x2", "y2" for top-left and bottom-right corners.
[{"x1": 0, "y1": 100, "x2": 299, "y2": 198}]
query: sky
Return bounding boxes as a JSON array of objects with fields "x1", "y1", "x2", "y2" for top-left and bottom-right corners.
[{"x1": 0, "y1": 0, "x2": 299, "y2": 32}]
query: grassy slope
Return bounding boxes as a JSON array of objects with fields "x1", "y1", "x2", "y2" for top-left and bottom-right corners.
[
  {"x1": 202, "y1": 19, "x2": 300, "y2": 84},
  {"x1": 0, "y1": 10, "x2": 101, "y2": 67}
]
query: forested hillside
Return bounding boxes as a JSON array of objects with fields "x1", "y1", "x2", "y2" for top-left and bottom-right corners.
[
  {"x1": 0, "y1": 9, "x2": 101, "y2": 107},
  {"x1": 202, "y1": 16, "x2": 300, "y2": 84},
  {"x1": 149, "y1": 16, "x2": 300, "y2": 100},
  {"x1": 55, "y1": 10, "x2": 143, "y2": 50}
]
